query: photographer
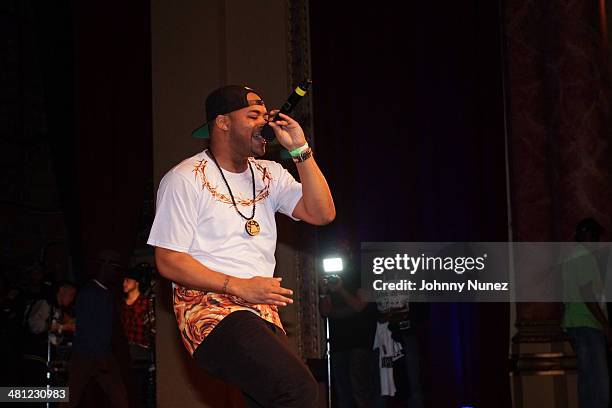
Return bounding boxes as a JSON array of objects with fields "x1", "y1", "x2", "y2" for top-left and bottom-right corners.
[
  {"x1": 22, "y1": 281, "x2": 76, "y2": 386},
  {"x1": 319, "y1": 255, "x2": 382, "y2": 408}
]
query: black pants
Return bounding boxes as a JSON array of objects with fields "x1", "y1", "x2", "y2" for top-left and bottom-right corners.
[
  {"x1": 193, "y1": 310, "x2": 318, "y2": 408},
  {"x1": 60, "y1": 351, "x2": 128, "y2": 408}
]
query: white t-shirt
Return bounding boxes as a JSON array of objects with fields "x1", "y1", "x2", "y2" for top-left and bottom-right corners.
[
  {"x1": 373, "y1": 321, "x2": 404, "y2": 396},
  {"x1": 147, "y1": 149, "x2": 303, "y2": 279}
]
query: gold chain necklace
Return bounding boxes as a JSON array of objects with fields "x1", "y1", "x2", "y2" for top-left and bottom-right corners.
[{"x1": 207, "y1": 149, "x2": 260, "y2": 236}]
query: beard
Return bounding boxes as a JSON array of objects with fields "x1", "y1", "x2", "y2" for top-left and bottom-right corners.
[{"x1": 227, "y1": 125, "x2": 266, "y2": 158}]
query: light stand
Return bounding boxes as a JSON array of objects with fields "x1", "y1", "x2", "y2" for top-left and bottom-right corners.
[
  {"x1": 321, "y1": 256, "x2": 344, "y2": 408},
  {"x1": 324, "y1": 314, "x2": 331, "y2": 408},
  {"x1": 46, "y1": 330, "x2": 51, "y2": 408},
  {"x1": 46, "y1": 307, "x2": 54, "y2": 408}
]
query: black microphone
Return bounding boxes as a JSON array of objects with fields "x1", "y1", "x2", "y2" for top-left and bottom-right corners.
[{"x1": 261, "y1": 79, "x2": 312, "y2": 141}]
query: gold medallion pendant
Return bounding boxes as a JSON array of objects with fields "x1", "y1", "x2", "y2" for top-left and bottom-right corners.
[{"x1": 245, "y1": 220, "x2": 261, "y2": 236}]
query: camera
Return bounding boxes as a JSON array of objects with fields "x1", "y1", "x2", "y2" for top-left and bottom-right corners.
[{"x1": 323, "y1": 274, "x2": 340, "y2": 285}]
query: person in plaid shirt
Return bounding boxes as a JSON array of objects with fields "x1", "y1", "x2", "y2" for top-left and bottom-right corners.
[
  {"x1": 121, "y1": 263, "x2": 154, "y2": 349},
  {"x1": 122, "y1": 263, "x2": 155, "y2": 407},
  {"x1": 121, "y1": 287, "x2": 150, "y2": 348}
]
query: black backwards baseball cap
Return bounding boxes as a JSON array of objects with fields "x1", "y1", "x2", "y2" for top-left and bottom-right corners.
[
  {"x1": 192, "y1": 85, "x2": 265, "y2": 139},
  {"x1": 125, "y1": 262, "x2": 152, "y2": 282},
  {"x1": 576, "y1": 217, "x2": 605, "y2": 235}
]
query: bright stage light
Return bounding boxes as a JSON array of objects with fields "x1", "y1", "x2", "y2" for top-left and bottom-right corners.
[{"x1": 322, "y1": 257, "x2": 343, "y2": 273}]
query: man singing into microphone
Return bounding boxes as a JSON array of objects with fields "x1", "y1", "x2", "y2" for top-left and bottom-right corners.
[{"x1": 148, "y1": 85, "x2": 335, "y2": 407}]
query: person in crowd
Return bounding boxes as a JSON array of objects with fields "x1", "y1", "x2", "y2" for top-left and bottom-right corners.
[
  {"x1": 122, "y1": 262, "x2": 155, "y2": 407},
  {"x1": 374, "y1": 275, "x2": 427, "y2": 408},
  {"x1": 22, "y1": 281, "x2": 76, "y2": 386},
  {"x1": 21, "y1": 262, "x2": 53, "y2": 312},
  {"x1": 562, "y1": 217, "x2": 610, "y2": 408},
  {"x1": 319, "y1": 256, "x2": 382, "y2": 408},
  {"x1": 0, "y1": 272, "x2": 25, "y2": 385},
  {"x1": 62, "y1": 250, "x2": 128, "y2": 408}
]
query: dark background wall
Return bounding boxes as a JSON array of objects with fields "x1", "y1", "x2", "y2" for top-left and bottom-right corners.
[{"x1": 310, "y1": 2, "x2": 510, "y2": 407}]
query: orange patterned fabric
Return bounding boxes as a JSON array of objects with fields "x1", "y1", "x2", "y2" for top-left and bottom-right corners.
[{"x1": 173, "y1": 284, "x2": 284, "y2": 355}]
